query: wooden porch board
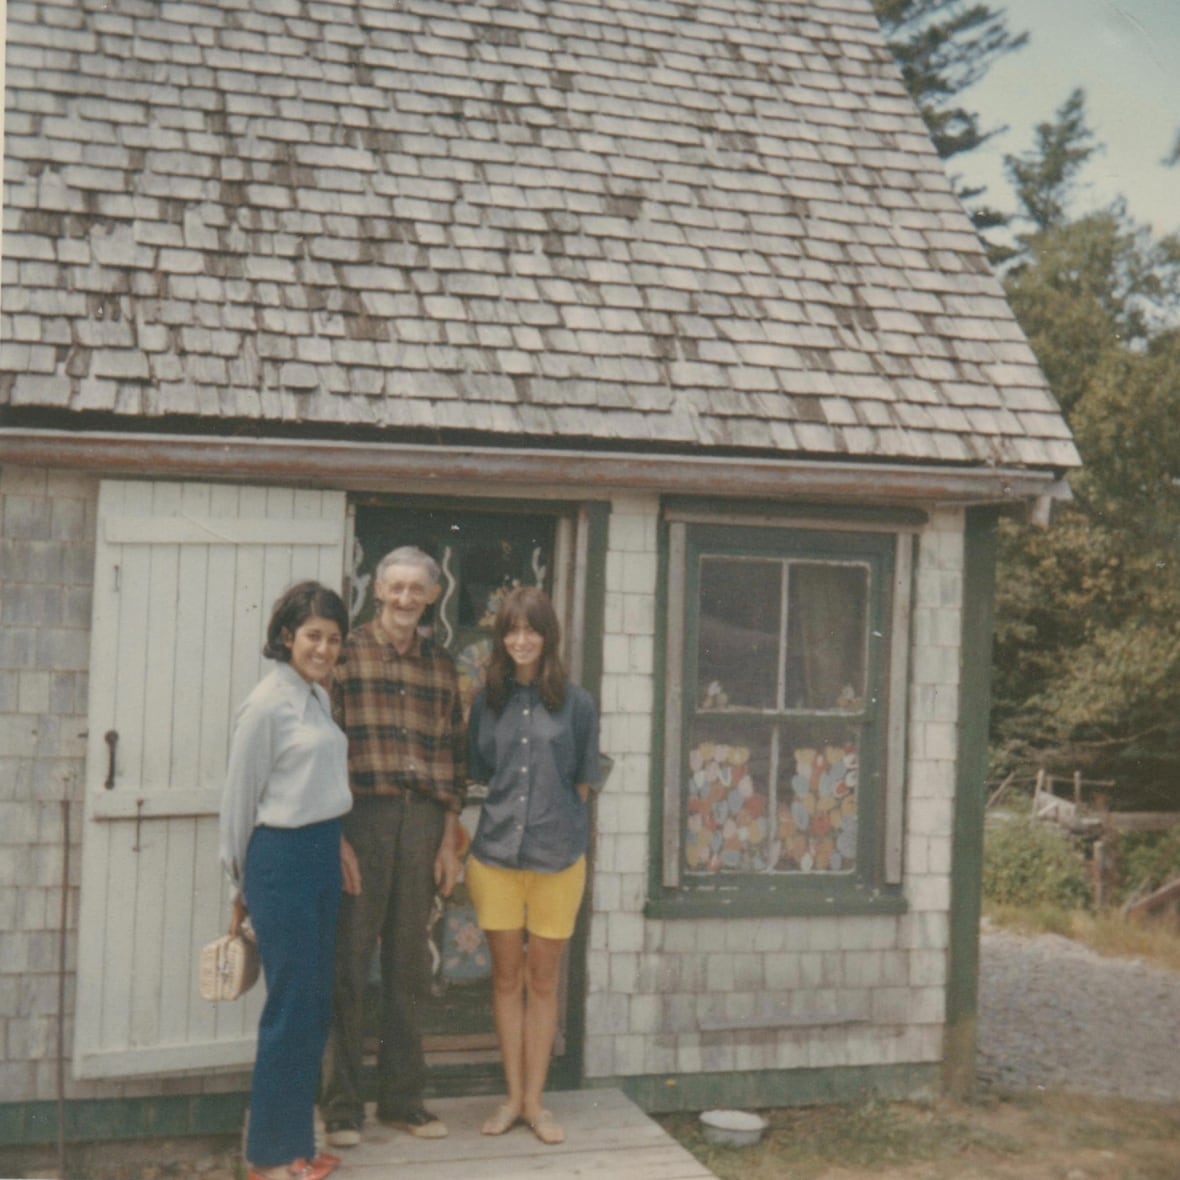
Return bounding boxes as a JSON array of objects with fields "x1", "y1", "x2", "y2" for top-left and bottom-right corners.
[{"x1": 322, "y1": 1087, "x2": 717, "y2": 1179}]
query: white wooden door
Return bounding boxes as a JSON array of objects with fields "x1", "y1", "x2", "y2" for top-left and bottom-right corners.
[{"x1": 74, "y1": 480, "x2": 347, "y2": 1079}]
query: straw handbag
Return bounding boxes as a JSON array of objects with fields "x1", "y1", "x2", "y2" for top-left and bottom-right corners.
[{"x1": 199, "y1": 925, "x2": 260, "y2": 1002}]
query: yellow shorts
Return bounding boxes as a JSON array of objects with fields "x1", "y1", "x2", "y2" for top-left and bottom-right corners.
[{"x1": 465, "y1": 855, "x2": 586, "y2": 941}]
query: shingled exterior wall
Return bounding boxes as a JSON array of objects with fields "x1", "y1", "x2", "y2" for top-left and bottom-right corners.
[
  {"x1": 0, "y1": 469, "x2": 257, "y2": 1111},
  {"x1": 590, "y1": 494, "x2": 661, "y2": 1077},
  {"x1": 586, "y1": 500, "x2": 964, "y2": 1085},
  {"x1": 0, "y1": 468, "x2": 94, "y2": 1106},
  {"x1": 3, "y1": 475, "x2": 967, "y2": 1110}
]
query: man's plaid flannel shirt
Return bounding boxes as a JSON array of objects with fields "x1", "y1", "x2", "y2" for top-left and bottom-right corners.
[{"x1": 332, "y1": 618, "x2": 466, "y2": 813}]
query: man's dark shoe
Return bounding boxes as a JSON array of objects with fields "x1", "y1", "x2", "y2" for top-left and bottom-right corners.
[
  {"x1": 323, "y1": 1118, "x2": 361, "y2": 1148},
  {"x1": 378, "y1": 1105, "x2": 448, "y2": 1139}
]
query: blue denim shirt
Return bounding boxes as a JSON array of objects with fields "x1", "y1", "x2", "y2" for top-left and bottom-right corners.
[{"x1": 468, "y1": 680, "x2": 600, "y2": 872}]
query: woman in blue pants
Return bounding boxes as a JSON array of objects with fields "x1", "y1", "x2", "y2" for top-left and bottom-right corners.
[{"x1": 220, "y1": 581, "x2": 359, "y2": 1180}]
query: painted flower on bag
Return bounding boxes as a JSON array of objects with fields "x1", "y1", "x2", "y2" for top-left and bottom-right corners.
[
  {"x1": 454, "y1": 921, "x2": 484, "y2": 954},
  {"x1": 441, "y1": 909, "x2": 491, "y2": 982}
]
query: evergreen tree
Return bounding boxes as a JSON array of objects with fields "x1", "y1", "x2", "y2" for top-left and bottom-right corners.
[
  {"x1": 873, "y1": 0, "x2": 1027, "y2": 160},
  {"x1": 991, "y1": 97, "x2": 1180, "y2": 807},
  {"x1": 873, "y1": 0, "x2": 1027, "y2": 241},
  {"x1": 1004, "y1": 89, "x2": 1099, "y2": 234},
  {"x1": 874, "y1": 8, "x2": 1180, "y2": 804}
]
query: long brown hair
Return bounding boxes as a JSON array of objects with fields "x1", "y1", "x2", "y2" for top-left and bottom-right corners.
[{"x1": 484, "y1": 586, "x2": 567, "y2": 713}]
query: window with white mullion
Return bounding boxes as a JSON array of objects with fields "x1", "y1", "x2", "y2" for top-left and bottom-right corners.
[
  {"x1": 776, "y1": 558, "x2": 790, "y2": 711},
  {"x1": 681, "y1": 533, "x2": 885, "y2": 882},
  {"x1": 766, "y1": 724, "x2": 782, "y2": 877},
  {"x1": 765, "y1": 563, "x2": 790, "y2": 873},
  {"x1": 657, "y1": 508, "x2": 913, "y2": 913}
]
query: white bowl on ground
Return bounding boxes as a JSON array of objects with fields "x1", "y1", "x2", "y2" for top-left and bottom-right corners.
[{"x1": 699, "y1": 1108, "x2": 768, "y2": 1147}]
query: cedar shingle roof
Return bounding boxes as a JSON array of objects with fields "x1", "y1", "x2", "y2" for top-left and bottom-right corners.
[{"x1": 0, "y1": 0, "x2": 1079, "y2": 469}]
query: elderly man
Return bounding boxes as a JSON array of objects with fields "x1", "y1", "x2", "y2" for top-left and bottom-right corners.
[{"x1": 320, "y1": 546, "x2": 465, "y2": 1146}]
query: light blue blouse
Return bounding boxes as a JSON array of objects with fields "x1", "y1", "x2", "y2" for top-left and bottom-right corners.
[{"x1": 219, "y1": 660, "x2": 351, "y2": 894}]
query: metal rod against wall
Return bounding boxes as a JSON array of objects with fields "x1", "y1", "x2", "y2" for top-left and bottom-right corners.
[{"x1": 57, "y1": 799, "x2": 70, "y2": 1180}]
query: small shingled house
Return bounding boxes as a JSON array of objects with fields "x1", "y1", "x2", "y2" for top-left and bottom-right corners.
[{"x1": 0, "y1": 0, "x2": 1078, "y2": 1151}]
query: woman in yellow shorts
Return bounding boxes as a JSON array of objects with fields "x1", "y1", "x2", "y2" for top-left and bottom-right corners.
[{"x1": 465, "y1": 586, "x2": 601, "y2": 1146}]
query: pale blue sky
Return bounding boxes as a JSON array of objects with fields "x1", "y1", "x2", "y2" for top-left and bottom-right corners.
[{"x1": 953, "y1": 0, "x2": 1179, "y2": 236}]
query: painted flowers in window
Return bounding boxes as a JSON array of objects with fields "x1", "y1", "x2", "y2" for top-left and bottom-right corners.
[
  {"x1": 772, "y1": 743, "x2": 858, "y2": 873},
  {"x1": 684, "y1": 742, "x2": 770, "y2": 872}
]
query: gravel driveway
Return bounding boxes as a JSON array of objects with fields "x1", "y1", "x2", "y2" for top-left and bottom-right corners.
[{"x1": 977, "y1": 923, "x2": 1180, "y2": 1103}]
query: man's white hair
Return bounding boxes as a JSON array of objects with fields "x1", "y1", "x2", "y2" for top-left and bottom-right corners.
[{"x1": 375, "y1": 546, "x2": 441, "y2": 586}]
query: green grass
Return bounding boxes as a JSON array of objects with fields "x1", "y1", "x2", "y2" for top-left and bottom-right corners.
[
  {"x1": 658, "y1": 901, "x2": 1180, "y2": 1178},
  {"x1": 657, "y1": 1095, "x2": 1019, "y2": 1179},
  {"x1": 658, "y1": 1091, "x2": 1180, "y2": 1180},
  {"x1": 985, "y1": 901, "x2": 1180, "y2": 971}
]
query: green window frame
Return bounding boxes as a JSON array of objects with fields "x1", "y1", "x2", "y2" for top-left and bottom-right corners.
[{"x1": 650, "y1": 506, "x2": 917, "y2": 918}]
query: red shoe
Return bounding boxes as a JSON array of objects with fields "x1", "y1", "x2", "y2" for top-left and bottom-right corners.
[
  {"x1": 248, "y1": 1154, "x2": 339, "y2": 1180},
  {"x1": 300, "y1": 1155, "x2": 340, "y2": 1180}
]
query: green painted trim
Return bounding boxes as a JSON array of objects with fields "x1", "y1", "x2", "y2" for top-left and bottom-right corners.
[
  {"x1": 663, "y1": 496, "x2": 930, "y2": 529},
  {"x1": 943, "y1": 507, "x2": 999, "y2": 1097},
  {"x1": 589, "y1": 1062, "x2": 940, "y2": 1114},
  {"x1": 1, "y1": 1064, "x2": 576, "y2": 1147},
  {"x1": 651, "y1": 520, "x2": 900, "y2": 908},
  {"x1": 555, "y1": 499, "x2": 611, "y2": 1090},
  {"x1": 0, "y1": 1093, "x2": 249, "y2": 1148},
  {"x1": 644, "y1": 890, "x2": 907, "y2": 920},
  {"x1": 577, "y1": 500, "x2": 610, "y2": 707},
  {"x1": 3, "y1": 1060, "x2": 938, "y2": 1146},
  {"x1": 0, "y1": 1104, "x2": 24, "y2": 1146},
  {"x1": 647, "y1": 507, "x2": 673, "y2": 905}
]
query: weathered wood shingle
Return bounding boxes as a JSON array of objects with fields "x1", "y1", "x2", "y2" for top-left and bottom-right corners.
[{"x1": 1, "y1": 0, "x2": 1078, "y2": 469}]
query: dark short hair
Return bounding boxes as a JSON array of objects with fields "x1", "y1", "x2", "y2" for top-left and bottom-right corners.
[{"x1": 262, "y1": 580, "x2": 350, "y2": 662}]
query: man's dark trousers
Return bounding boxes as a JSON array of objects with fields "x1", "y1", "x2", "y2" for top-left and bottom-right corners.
[{"x1": 320, "y1": 793, "x2": 446, "y2": 1124}]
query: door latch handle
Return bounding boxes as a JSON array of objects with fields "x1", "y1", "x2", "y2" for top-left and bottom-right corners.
[{"x1": 104, "y1": 730, "x2": 118, "y2": 789}]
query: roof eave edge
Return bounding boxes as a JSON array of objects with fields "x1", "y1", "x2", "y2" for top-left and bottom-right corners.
[{"x1": 0, "y1": 428, "x2": 1064, "y2": 506}]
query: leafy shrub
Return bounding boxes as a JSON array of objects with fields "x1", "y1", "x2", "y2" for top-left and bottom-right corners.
[
  {"x1": 983, "y1": 817, "x2": 1092, "y2": 909},
  {"x1": 1116, "y1": 827, "x2": 1180, "y2": 903}
]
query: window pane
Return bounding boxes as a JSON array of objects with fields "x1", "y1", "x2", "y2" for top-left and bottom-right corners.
[
  {"x1": 684, "y1": 725, "x2": 772, "y2": 874},
  {"x1": 784, "y1": 563, "x2": 868, "y2": 711},
  {"x1": 697, "y1": 557, "x2": 781, "y2": 710},
  {"x1": 772, "y1": 726, "x2": 859, "y2": 874}
]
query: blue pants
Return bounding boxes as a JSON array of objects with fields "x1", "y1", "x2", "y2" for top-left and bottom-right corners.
[{"x1": 244, "y1": 819, "x2": 342, "y2": 1168}]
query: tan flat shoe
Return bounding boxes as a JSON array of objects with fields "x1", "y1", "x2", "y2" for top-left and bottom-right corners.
[
  {"x1": 481, "y1": 1104, "x2": 520, "y2": 1136},
  {"x1": 527, "y1": 1109, "x2": 564, "y2": 1146}
]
